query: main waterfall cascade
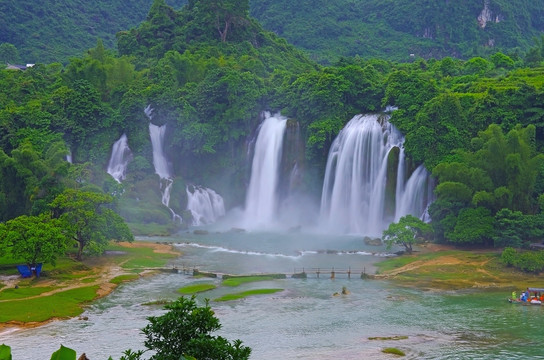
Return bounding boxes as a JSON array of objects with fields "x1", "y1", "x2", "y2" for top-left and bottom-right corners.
[
  {"x1": 243, "y1": 112, "x2": 288, "y2": 229},
  {"x1": 320, "y1": 113, "x2": 433, "y2": 236},
  {"x1": 186, "y1": 185, "x2": 226, "y2": 226},
  {"x1": 107, "y1": 134, "x2": 132, "y2": 183}
]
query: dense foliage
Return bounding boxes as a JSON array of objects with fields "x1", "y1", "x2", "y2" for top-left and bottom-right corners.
[
  {"x1": 0, "y1": 0, "x2": 185, "y2": 64},
  {"x1": 2, "y1": 0, "x2": 544, "y2": 65},
  {"x1": 502, "y1": 247, "x2": 544, "y2": 272},
  {"x1": 50, "y1": 189, "x2": 134, "y2": 260},
  {"x1": 0, "y1": 214, "x2": 66, "y2": 268},
  {"x1": 251, "y1": 0, "x2": 544, "y2": 64},
  {"x1": 1, "y1": 0, "x2": 544, "y2": 253},
  {"x1": 121, "y1": 296, "x2": 251, "y2": 360}
]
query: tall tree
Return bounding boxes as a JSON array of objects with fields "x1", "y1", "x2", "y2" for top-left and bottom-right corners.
[
  {"x1": 382, "y1": 215, "x2": 432, "y2": 254},
  {"x1": 0, "y1": 213, "x2": 67, "y2": 270},
  {"x1": 50, "y1": 189, "x2": 133, "y2": 260}
]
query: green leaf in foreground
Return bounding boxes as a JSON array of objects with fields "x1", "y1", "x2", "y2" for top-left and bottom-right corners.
[
  {"x1": 50, "y1": 345, "x2": 76, "y2": 360},
  {"x1": 177, "y1": 283, "x2": 217, "y2": 294},
  {"x1": 214, "y1": 288, "x2": 283, "y2": 301},
  {"x1": 0, "y1": 344, "x2": 12, "y2": 360}
]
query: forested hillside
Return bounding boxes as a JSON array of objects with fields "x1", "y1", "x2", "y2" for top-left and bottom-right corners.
[
  {"x1": 2, "y1": 0, "x2": 544, "y2": 254},
  {"x1": 0, "y1": 0, "x2": 185, "y2": 64},
  {"x1": 251, "y1": 0, "x2": 544, "y2": 63},
  {"x1": 2, "y1": 0, "x2": 544, "y2": 64}
]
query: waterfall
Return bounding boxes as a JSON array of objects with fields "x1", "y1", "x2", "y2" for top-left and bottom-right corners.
[
  {"x1": 394, "y1": 165, "x2": 433, "y2": 221},
  {"x1": 243, "y1": 112, "x2": 287, "y2": 229},
  {"x1": 107, "y1": 134, "x2": 132, "y2": 183},
  {"x1": 146, "y1": 105, "x2": 180, "y2": 222},
  {"x1": 149, "y1": 124, "x2": 172, "y2": 180},
  {"x1": 186, "y1": 185, "x2": 226, "y2": 226},
  {"x1": 320, "y1": 113, "x2": 431, "y2": 236}
]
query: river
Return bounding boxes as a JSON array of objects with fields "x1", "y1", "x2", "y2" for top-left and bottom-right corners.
[{"x1": 3, "y1": 230, "x2": 544, "y2": 359}]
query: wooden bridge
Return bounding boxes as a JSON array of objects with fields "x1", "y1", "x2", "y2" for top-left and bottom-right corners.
[
  {"x1": 292, "y1": 267, "x2": 371, "y2": 279},
  {"x1": 161, "y1": 265, "x2": 373, "y2": 279}
]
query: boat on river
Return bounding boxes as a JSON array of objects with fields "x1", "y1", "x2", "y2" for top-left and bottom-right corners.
[{"x1": 508, "y1": 287, "x2": 544, "y2": 305}]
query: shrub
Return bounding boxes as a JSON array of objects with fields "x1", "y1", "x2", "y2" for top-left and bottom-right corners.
[{"x1": 501, "y1": 247, "x2": 517, "y2": 266}]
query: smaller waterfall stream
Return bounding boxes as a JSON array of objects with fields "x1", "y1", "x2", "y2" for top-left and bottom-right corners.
[
  {"x1": 186, "y1": 185, "x2": 226, "y2": 226},
  {"x1": 146, "y1": 105, "x2": 180, "y2": 222},
  {"x1": 107, "y1": 134, "x2": 132, "y2": 183},
  {"x1": 243, "y1": 112, "x2": 287, "y2": 230}
]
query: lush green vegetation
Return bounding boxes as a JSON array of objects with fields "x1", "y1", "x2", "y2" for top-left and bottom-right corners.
[
  {"x1": 251, "y1": 0, "x2": 544, "y2": 64},
  {"x1": 121, "y1": 296, "x2": 251, "y2": 360},
  {"x1": 214, "y1": 288, "x2": 283, "y2": 302},
  {"x1": 110, "y1": 274, "x2": 140, "y2": 284},
  {"x1": 382, "y1": 215, "x2": 432, "y2": 253},
  {"x1": 0, "y1": 241, "x2": 178, "y2": 323},
  {"x1": 375, "y1": 249, "x2": 544, "y2": 289},
  {"x1": 2, "y1": 0, "x2": 544, "y2": 283},
  {"x1": 178, "y1": 283, "x2": 217, "y2": 294},
  {"x1": 2, "y1": 0, "x2": 544, "y2": 65},
  {"x1": 382, "y1": 347, "x2": 406, "y2": 356},
  {"x1": 501, "y1": 247, "x2": 544, "y2": 272},
  {"x1": 0, "y1": 286, "x2": 99, "y2": 322},
  {"x1": 222, "y1": 274, "x2": 286, "y2": 286},
  {"x1": 0, "y1": 0, "x2": 186, "y2": 64}
]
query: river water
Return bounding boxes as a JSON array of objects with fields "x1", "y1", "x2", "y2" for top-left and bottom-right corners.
[{"x1": 3, "y1": 230, "x2": 544, "y2": 359}]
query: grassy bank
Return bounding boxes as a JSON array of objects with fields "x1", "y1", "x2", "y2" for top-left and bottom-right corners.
[
  {"x1": 0, "y1": 241, "x2": 180, "y2": 325},
  {"x1": 375, "y1": 246, "x2": 543, "y2": 290}
]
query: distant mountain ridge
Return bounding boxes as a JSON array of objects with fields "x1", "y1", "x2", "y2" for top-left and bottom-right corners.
[
  {"x1": 250, "y1": 0, "x2": 544, "y2": 63},
  {"x1": 1, "y1": 0, "x2": 543, "y2": 64},
  {"x1": 0, "y1": 0, "x2": 185, "y2": 64}
]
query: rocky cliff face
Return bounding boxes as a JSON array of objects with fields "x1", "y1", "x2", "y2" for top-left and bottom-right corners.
[{"x1": 478, "y1": 0, "x2": 503, "y2": 28}]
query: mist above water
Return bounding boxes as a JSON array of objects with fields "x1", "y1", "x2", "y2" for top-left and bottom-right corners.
[{"x1": 105, "y1": 108, "x2": 432, "y2": 234}]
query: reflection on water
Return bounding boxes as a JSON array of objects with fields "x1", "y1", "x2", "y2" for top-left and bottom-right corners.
[{"x1": 3, "y1": 231, "x2": 544, "y2": 359}]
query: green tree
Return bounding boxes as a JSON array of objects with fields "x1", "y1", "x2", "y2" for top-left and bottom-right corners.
[
  {"x1": 0, "y1": 141, "x2": 69, "y2": 221},
  {"x1": 50, "y1": 189, "x2": 133, "y2": 260},
  {"x1": 405, "y1": 93, "x2": 469, "y2": 168},
  {"x1": 447, "y1": 207, "x2": 494, "y2": 245},
  {"x1": 121, "y1": 296, "x2": 251, "y2": 360},
  {"x1": 382, "y1": 215, "x2": 432, "y2": 254},
  {"x1": 493, "y1": 208, "x2": 525, "y2": 248},
  {"x1": 0, "y1": 43, "x2": 21, "y2": 64},
  {"x1": 0, "y1": 213, "x2": 67, "y2": 270}
]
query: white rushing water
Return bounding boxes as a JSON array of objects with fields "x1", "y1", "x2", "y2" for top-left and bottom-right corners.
[
  {"x1": 186, "y1": 185, "x2": 226, "y2": 226},
  {"x1": 243, "y1": 112, "x2": 287, "y2": 230},
  {"x1": 145, "y1": 105, "x2": 180, "y2": 222},
  {"x1": 107, "y1": 134, "x2": 132, "y2": 183},
  {"x1": 149, "y1": 123, "x2": 172, "y2": 181},
  {"x1": 320, "y1": 113, "x2": 431, "y2": 236}
]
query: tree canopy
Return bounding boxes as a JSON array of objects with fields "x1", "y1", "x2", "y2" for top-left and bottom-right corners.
[
  {"x1": 50, "y1": 189, "x2": 134, "y2": 260},
  {"x1": 382, "y1": 215, "x2": 432, "y2": 254},
  {"x1": 0, "y1": 213, "x2": 67, "y2": 268},
  {"x1": 121, "y1": 296, "x2": 251, "y2": 360}
]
